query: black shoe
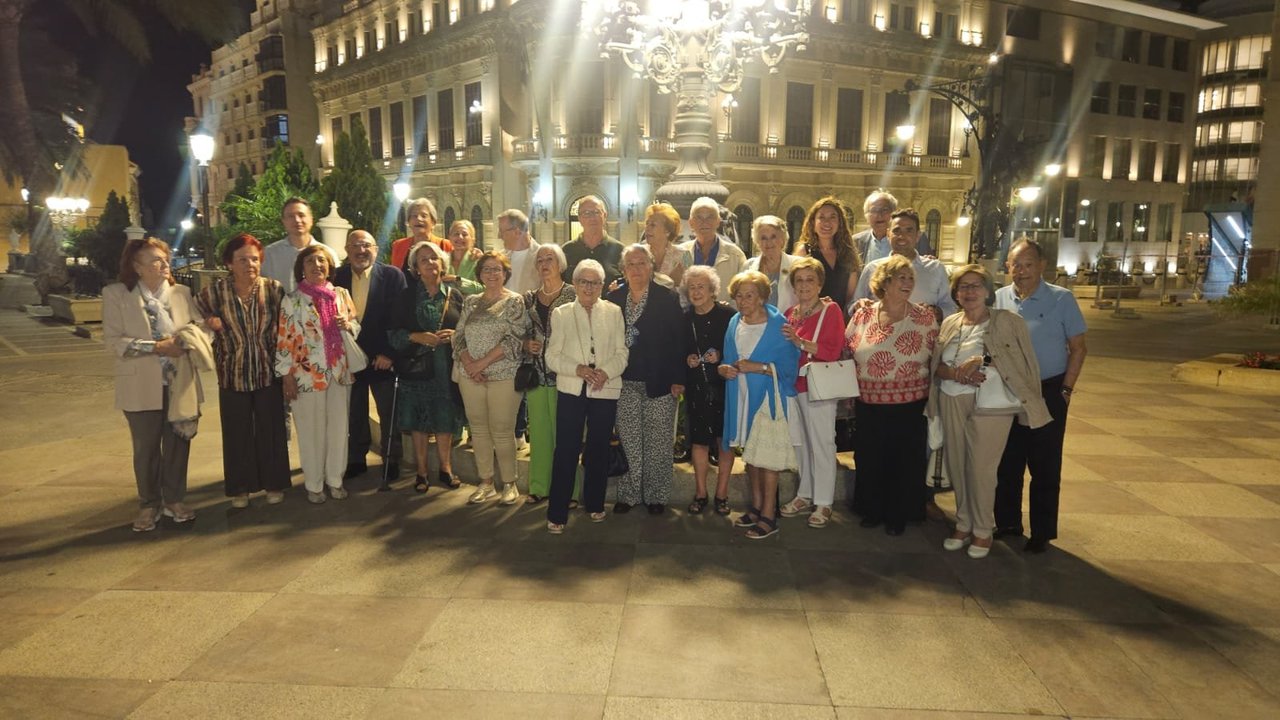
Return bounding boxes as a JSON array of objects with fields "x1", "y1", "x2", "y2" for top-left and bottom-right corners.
[
  {"x1": 708, "y1": 453, "x2": 719, "y2": 467},
  {"x1": 342, "y1": 463, "x2": 367, "y2": 481},
  {"x1": 1024, "y1": 537, "x2": 1050, "y2": 554},
  {"x1": 884, "y1": 523, "x2": 905, "y2": 536},
  {"x1": 993, "y1": 525, "x2": 1025, "y2": 539},
  {"x1": 613, "y1": 502, "x2": 632, "y2": 514},
  {"x1": 674, "y1": 449, "x2": 692, "y2": 464},
  {"x1": 647, "y1": 503, "x2": 666, "y2": 515},
  {"x1": 437, "y1": 470, "x2": 461, "y2": 489},
  {"x1": 859, "y1": 517, "x2": 883, "y2": 529}
]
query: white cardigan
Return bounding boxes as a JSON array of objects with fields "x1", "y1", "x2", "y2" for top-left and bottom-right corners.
[
  {"x1": 545, "y1": 299, "x2": 629, "y2": 400},
  {"x1": 745, "y1": 252, "x2": 800, "y2": 312}
]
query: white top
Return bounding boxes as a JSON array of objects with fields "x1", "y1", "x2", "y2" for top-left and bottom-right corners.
[
  {"x1": 506, "y1": 247, "x2": 535, "y2": 294},
  {"x1": 852, "y1": 253, "x2": 957, "y2": 317},
  {"x1": 730, "y1": 320, "x2": 768, "y2": 447},
  {"x1": 939, "y1": 319, "x2": 987, "y2": 396},
  {"x1": 262, "y1": 236, "x2": 319, "y2": 293}
]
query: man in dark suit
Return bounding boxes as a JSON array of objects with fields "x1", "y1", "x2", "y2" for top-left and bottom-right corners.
[{"x1": 336, "y1": 230, "x2": 408, "y2": 480}]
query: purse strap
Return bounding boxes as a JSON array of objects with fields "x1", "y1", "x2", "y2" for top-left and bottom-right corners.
[{"x1": 767, "y1": 362, "x2": 785, "y2": 419}]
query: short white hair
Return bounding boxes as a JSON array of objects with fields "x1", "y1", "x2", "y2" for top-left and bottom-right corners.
[
  {"x1": 863, "y1": 190, "x2": 898, "y2": 215},
  {"x1": 573, "y1": 259, "x2": 605, "y2": 282},
  {"x1": 408, "y1": 240, "x2": 450, "y2": 275},
  {"x1": 535, "y1": 243, "x2": 568, "y2": 271},
  {"x1": 690, "y1": 197, "x2": 720, "y2": 217},
  {"x1": 622, "y1": 243, "x2": 654, "y2": 268},
  {"x1": 681, "y1": 264, "x2": 720, "y2": 298}
]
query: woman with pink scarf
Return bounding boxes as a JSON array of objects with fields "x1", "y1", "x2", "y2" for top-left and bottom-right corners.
[{"x1": 276, "y1": 245, "x2": 361, "y2": 504}]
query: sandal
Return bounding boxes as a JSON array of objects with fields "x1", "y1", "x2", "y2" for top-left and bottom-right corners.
[
  {"x1": 746, "y1": 515, "x2": 779, "y2": 540},
  {"x1": 779, "y1": 496, "x2": 813, "y2": 518},
  {"x1": 131, "y1": 507, "x2": 160, "y2": 533},
  {"x1": 807, "y1": 506, "x2": 832, "y2": 528},
  {"x1": 438, "y1": 471, "x2": 461, "y2": 489},
  {"x1": 714, "y1": 496, "x2": 731, "y2": 515},
  {"x1": 546, "y1": 521, "x2": 565, "y2": 535},
  {"x1": 733, "y1": 506, "x2": 761, "y2": 528},
  {"x1": 414, "y1": 476, "x2": 429, "y2": 493},
  {"x1": 525, "y1": 494, "x2": 545, "y2": 505},
  {"x1": 568, "y1": 499, "x2": 580, "y2": 510},
  {"x1": 688, "y1": 496, "x2": 709, "y2": 514}
]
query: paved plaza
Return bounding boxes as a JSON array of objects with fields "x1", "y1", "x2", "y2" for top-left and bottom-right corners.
[{"x1": 1, "y1": 299, "x2": 1279, "y2": 719}]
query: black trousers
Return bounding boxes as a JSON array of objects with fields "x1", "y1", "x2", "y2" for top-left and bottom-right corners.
[
  {"x1": 219, "y1": 382, "x2": 290, "y2": 496},
  {"x1": 995, "y1": 373, "x2": 1068, "y2": 539},
  {"x1": 852, "y1": 399, "x2": 928, "y2": 527},
  {"x1": 547, "y1": 388, "x2": 617, "y2": 525},
  {"x1": 348, "y1": 372, "x2": 402, "y2": 466}
]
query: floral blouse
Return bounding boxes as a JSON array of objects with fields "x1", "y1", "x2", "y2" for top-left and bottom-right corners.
[
  {"x1": 847, "y1": 301, "x2": 938, "y2": 404},
  {"x1": 275, "y1": 286, "x2": 361, "y2": 392},
  {"x1": 453, "y1": 290, "x2": 531, "y2": 381}
]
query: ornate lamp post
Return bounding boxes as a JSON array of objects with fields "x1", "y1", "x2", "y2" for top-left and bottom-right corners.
[
  {"x1": 188, "y1": 131, "x2": 215, "y2": 266},
  {"x1": 585, "y1": 0, "x2": 811, "y2": 216},
  {"x1": 45, "y1": 196, "x2": 90, "y2": 234}
]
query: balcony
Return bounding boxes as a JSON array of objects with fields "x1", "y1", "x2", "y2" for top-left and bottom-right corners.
[
  {"x1": 716, "y1": 141, "x2": 972, "y2": 174},
  {"x1": 511, "y1": 135, "x2": 677, "y2": 162},
  {"x1": 412, "y1": 145, "x2": 493, "y2": 168}
]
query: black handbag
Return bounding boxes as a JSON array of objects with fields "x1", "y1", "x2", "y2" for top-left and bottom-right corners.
[
  {"x1": 514, "y1": 362, "x2": 539, "y2": 392},
  {"x1": 607, "y1": 431, "x2": 630, "y2": 477}
]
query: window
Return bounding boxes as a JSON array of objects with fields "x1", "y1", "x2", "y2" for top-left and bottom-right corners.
[
  {"x1": 407, "y1": 12, "x2": 418, "y2": 37},
  {"x1": 411, "y1": 95, "x2": 427, "y2": 152},
  {"x1": 471, "y1": 206, "x2": 484, "y2": 247},
  {"x1": 234, "y1": 130, "x2": 242, "y2": 144},
  {"x1": 1163, "y1": 144, "x2": 1181, "y2": 182},
  {"x1": 1062, "y1": 180, "x2": 1080, "y2": 239},
  {"x1": 1078, "y1": 194, "x2": 1097, "y2": 242},
  {"x1": 567, "y1": 63, "x2": 604, "y2": 135},
  {"x1": 433, "y1": 1, "x2": 446, "y2": 30},
  {"x1": 1168, "y1": 92, "x2": 1185, "y2": 123},
  {"x1": 889, "y1": 3, "x2": 915, "y2": 31},
  {"x1": 1147, "y1": 34, "x2": 1166, "y2": 67},
  {"x1": 1234, "y1": 34, "x2": 1270, "y2": 70},
  {"x1": 1111, "y1": 138, "x2": 1131, "y2": 180},
  {"x1": 933, "y1": 11, "x2": 958, "y2": 40},
  {"x1": 368, "y1": 106, "x2": 383, "y2": 158},
  {"x1": 1157, "y1": 203, "x2": 1174, "y2": 243},
  {"x1": 364, "y1": 29, "x2": 374, "y2": 54},
  {"x1": 1172, "y1": 39, "x2": 1190, "y2": 71},
  {"x1": 331, "y1": 117, "x2": 342, "y2": 141},
  {"x1": 1117, "y1": 85, "x2": 1137, "y2": 117},
  {"x1": 349, "y1": 113, "x2": 361, "y2": 138},
  {"x1": 1132, "y1": 203, "x2": 1150, "y2": 242},
  {"x1": 1142, "y1": 89, "x2": 1161, "y2": 120},
  {"x1": 882, "y1": 91, "x2": 911, "y2": 147},
  {"x1": 389, "y1": 101, "x2": 405, "y2": 156},
  {"x1": 1229, "y1": 83, "x2": 1262, "y2": 108},
  {"x1": 1096, "y1": 23, "x2": 1116, "y2": 58},
  {"x1": 835, "y1": 88, "x2": 863, "y2": 150},
  {"x1": 841, "y1": 0, "x2": 871, "y2": 25},
  {"x1": 732, "y1": 77, "x2": 760, "y2": 142},
  {"x1": 1090, "y1": 82, "x2": 1110, "y2": 114},
  {"x1": 1006, "y1": 7, "x2": 1040, "y2": 40},
  {"x1": 1138, "y1": 141, "x2": 1157, "y2": 181},
  {"x1": 1224, "y1": 157, "x2": 1259, "y2": 180},
  {"x1": 1087, "y1": 135, "x2": 1107, "y2": 177},
  {"x1": 344, "y1": 36, "x2": 355, "y2": 63},
  {"x1": 1122, "y1": 29, "x2": 1142, "y2": 62},
  {"x1": 733, "y1": 205, "x2": 755, "y2": 254},
  {"x1": 785, "y1": 206, "x2": 806, "y2": 250},
  {"x1": 464, "y1": 82, "x2": 483, "y2": 146},
  {"x1": 248, "y1": 129, "x2": 255, "y2": 140},
  {"x1": 784, "y1": 82, "x2": 814, "y2": 147},
  {"x1": 1226, "y1": 120, "x2": 1262, "y2": 144},
  {"x1": 1106, "y1": 201, "x2": 1124, "y2": 241},
  {"x1": 437, "y1": 89, "x2": 454, "y2": 149},
  {"x1": 924, "y1": 210, "x2": 941, "y2": 253},
  {"x1": 649, "y1": 87, "x2": 671, "y2": 139},
  {"x1": 927, "y1": 98, "x2": 950, "y2": 156}
]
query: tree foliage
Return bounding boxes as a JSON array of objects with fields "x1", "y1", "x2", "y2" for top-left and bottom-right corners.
[
  {"x1": 221, "y1": 142, "x2": 318, "y2": 245},
  {"x1": 318, "y1": 117, "x2": 388, "y2": 240},
  {"x1": 220, "y1": 162, "x2": 255, "y2": 225}
]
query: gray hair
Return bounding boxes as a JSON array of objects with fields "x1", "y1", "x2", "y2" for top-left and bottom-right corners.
[
  {"x1": 681, "y1": 263, "x2": 720, "y2": 298},
  {"x1": 622, "y1": 243, "x2": 654, "y2": 268},
  {"x1": 408, "y1": 240, "x2": 450, "y2": 275},
  {"x1": 573, "y1": 259, "x2": 605, "y2": 282},
  {"x1": 406, "y1": 197, "x2": 438, "y2": 224},
  {"x1": 690, "y1": 196, "x2": 720, "y2": 217},
  {"x1": 535, "y1": 242, "x2": 568, "y2": 271},
  {"x1": 862, "y1": 190, "x2": 898, "y2": 215},
  {"x1": 577, "y1": 195, "x2": 606, "y2": 214},
  {"x1": 751, "y1": 215, "x2": 788, "y2": 250},
  {"x1": 497, "y1": 208, "x2": 529, "y2": 233}
]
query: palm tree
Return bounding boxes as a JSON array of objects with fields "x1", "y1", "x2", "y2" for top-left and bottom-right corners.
[{"x1": 0, "y1": 0, "x2": 238, "y2": 280}]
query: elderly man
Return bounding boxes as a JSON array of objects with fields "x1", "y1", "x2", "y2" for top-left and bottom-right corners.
[
  {"x1": 262, "y1": 197, "x2": 319, "y2": 292},
  {"x1": 851, "y1": 190, "x2": 897, "y2": 264},
  {"x1": 993, "y1": 238, "x2": 1087, "y2": 554},
  {"x1": 498, "y1": 209, "x2": 542, "y2": 294},
  {"x1": 335, "y1": 230, "x2": 407, "y2": 481},
  {"x1": 679, "y1": 196, "x2": 747, "y2": 301},
  {"x1": 851, "y1": 208, "x2": 955, "y2": 318},
  {"x1": 562, "y1": 196, "x2": 625, "y2": 285}
]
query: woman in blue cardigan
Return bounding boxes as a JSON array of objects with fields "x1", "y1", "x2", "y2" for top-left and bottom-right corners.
[{"x1": 719, "y1": 271, "x2": 801, "y2": 539}]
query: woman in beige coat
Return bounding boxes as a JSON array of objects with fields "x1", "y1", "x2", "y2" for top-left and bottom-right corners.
[
  {"x1": 927, "y1": 264, "x2": 1050, "y2": 558},
  {"x1": 104, "y1": 238, "x2": 205, "y2": 532}
]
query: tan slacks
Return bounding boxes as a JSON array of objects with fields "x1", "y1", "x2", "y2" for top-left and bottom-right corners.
[
  {"x1": 457, "y1": 375, "x2": 522, "y2": 484},
  {"x1": 939, "y1": 392, "x2": 1014, "y2": 539}
]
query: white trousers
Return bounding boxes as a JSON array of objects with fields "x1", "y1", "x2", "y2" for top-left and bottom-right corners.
[
  {"x1": 292, "y1": 385, "x2": 352, "y2": 492},
  {"x1": 788, "y1": 393, "x2": 839, "y2": 507}
]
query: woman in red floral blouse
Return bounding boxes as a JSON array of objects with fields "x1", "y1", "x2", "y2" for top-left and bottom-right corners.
[{"x1": 846, "y1": 255, "x2": 938, "y2": 535}]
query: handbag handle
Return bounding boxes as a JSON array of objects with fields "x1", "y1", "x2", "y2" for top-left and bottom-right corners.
[{"x1": 767, "y1": 362, "x2": 786, "y2": 419}]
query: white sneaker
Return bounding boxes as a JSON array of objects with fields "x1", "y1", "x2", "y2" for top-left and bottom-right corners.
[
  {"x1": 230, "y1": 494, "x2": 249, "y2": 509},
  {"x1": 500, "y1": 482, "x2": 520, "y2": 505},
  {"x1": 468, "y1": 483, "x2": 497, "y2": 504},
  {"x1": 266, "y1": 491, "x2": 284, "y2": 504},
  {"x1": 307, "y1": 491, "x2": 327, "y2": 504},
  {"x1": 329, "y1": 486, "x2": 348, "y2": 500}
]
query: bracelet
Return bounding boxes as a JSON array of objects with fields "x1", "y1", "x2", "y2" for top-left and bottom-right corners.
[{"x1": 1061, "y1": 385, "x2": 1074, "y2": 396}]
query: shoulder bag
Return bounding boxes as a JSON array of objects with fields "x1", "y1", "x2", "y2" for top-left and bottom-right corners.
[
  {"x1": 742, "y1": 363, "x2": 798, "y2": 472},
  {"x1": 974, "y1": 344, "x2": 1022, "y2": 413},
  {"x1": 799, "y1": 302, "x2": 859, "y2": 401},
  {"x1": 339, "y1": 291, "x2": 368, "y2": 373}
]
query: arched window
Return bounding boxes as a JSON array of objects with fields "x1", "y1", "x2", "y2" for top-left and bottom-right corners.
[
  {"x1": 786, "y1": 206, "x2": 806, "y2": 254},
  {"x1": 733, "y1": 204, "x2": 754, "y2": 256},
  {"x1": 471, "y1": 205, "x2": 485, "y2": 249},
  {"x1": 443, "y1": 206, "x2": 456, "y2": 237},
  {"x1": 924, "y1": 209, "x2": 941, "y2": 257}
]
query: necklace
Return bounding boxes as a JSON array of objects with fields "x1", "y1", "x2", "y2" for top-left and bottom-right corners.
[{"x1": 538, "y1": 282, "x2": 565, "y2": 298}]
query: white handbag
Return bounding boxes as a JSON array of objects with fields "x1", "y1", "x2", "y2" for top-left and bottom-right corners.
[
  {"x1": 342, "y1": 329, "x2": 368, "y2": 374},
  {"x1": 975, "y1": 364, "x2": 1021, "y2": 413},
  {"x1": 799, "y1": 303, "x2": 859, "y2": 401},
  {"x1": 742, "y1": 364, "x2": 798, "y2": 472}
]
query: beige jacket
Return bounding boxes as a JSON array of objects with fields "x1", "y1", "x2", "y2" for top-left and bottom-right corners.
[
  {"x1": 103, "y1": 282, "x2": 203, "y2": 413},
  {"x1": 927, "y1": 308, "x2": 1052, "y2": 428}
]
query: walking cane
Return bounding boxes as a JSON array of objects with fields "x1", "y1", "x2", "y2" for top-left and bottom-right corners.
[{"x1": 379, "y1": 373, "x2": 400, "y2": 492}]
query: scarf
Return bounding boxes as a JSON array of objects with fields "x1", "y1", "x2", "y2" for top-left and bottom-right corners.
[
  {"x1": 296, "y1": 281, "x2": 344, "y2": 369},
  {"x1": 140, "y1": 282, "x2": 177, "y2": 381}
]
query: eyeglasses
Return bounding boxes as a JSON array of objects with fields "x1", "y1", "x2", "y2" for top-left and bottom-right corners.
[
  {"x1": 479, "y1": 266, "x2": 505, "y2": 275},
  {"x1": 866, "y1": 206, "x2": 894, "y2": 215},
  {"x1": 575, "y1": 279, "x2": 603, "y2": 288},
  {"x1": 579, "y1": 210, "x2": 603, "y2": 218},
  {"x1": 957, "y1": 283, "x2": 986, "y2": 292}
]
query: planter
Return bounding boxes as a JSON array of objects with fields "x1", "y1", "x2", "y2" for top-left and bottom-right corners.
[
  {"x1": 47, "y1": 294, "x2": 103, "y2": 324},
  {"x1": 1172, "y1": 353, "x2": 1280, "y2": 394}
]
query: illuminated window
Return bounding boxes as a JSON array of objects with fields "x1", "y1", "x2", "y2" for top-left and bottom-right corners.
[{"x1": 1234, "y1": 35, "x2": 1270, "y2": 70}]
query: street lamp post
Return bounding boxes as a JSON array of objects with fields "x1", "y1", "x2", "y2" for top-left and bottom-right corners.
[
  {"x1": 189, "y1": 131, "x2": 215, "y2": 267},
  {"x1": 586, "y1": 0, "x2": 811, "y2": 216}
]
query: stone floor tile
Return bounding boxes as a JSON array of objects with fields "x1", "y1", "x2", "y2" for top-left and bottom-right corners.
[
  {"x1": 835, "y1": 709, "x2": 1068, "y2": 719},
  {"x1": 609, "y1": 605, "x2": 828, "y2": 705},
  {"x1": 112, "y1": 531, "x2": 342, "y2": 592},
  {"x1": 453, "y1": 541, "x2": 634, "y2": 603},
  {"x1": 208, "y1": 485, "x2": 401, "y2": 534},
  {"x1": 1057, "y1": 418, "x2": 1109, "y2": 434},
  {"x1": 392, "y1": 599, "x2": 621, "y2": 694},
  {"x1": 1241, "y1": 484, "x2": 1280, "y2": 504},
  {"x1": 992, "y1": 619, "x2": 1178, "y2": 718},
  {"x1": 1180, "y1": 393, "x2": 1278, "y2": 409},
  {"x1": 1065, "y1": 514, "x2": 1252, "y2": 563},
  {"x1": 0, "y1": 530, "x2": 195, "y2": 590},
  {"x1": 627, "y1": 544, "x2": 801, "y2": 609},
  {"x1": 0, "y1": 590, "x2": 270, "y2": 680},
  {"x1": 635, "y1": 510, "x2": 751, "y2": 547},
  {"x1": 1109, "y1": 624, "x2": 1280, "y2": 719},
  {"x1": 605, "y1": 696, "x2": 836, "y2": 719},
  {"x1": 1116, "y1": 481, "x2": 1280, "y2": 518},
  {"x1": 807, "y1": 613, "x2": 1061, "y2": 714},
  {"x1": 1071, "y1": 455, "x2": 1221, "y2": 484},
  {"x1": 1101, "y1": 560, "x2": 1280, "y2": 626},
  {"x1": 1057, "y1": 481, "x2": 1164, "y2": 515},
  {"x1": 1227, "y1": 437, "x2": 1280, "y2": 459},
  {"x1": 1136, "y1": 404, "x2": 1241, "y2": 422},
  {"x1": 371, "y1": 689, "x2": 605, "y2": 719},
  {"x1": 1199, "y1": 419, "x2": 1280, "y2": 440},
  {"x1": 790, "y1": 550, "x2": 976, "y2": 616},
  {"x1": 1069, "y1": 403, "x2": 1155, "y2": 420},
  {"x1": 1178, "y1": 457, "x2": 1280, "y2": 485},
  {"x1": 1059, "y1": 457, "x2": 1109, "y2": 483},
  {"x1": 0, "y1": 587, "x2": 96, "y2": 650},
  {"x1": 1062, "y1": 435, "x2": 1161, "y2": 457},
  {"x1": 1190, "y1": 625, "x2": 1280, "y2": 692},
  {"x1": 0, "y1": 486, "x2": 132, "y2": 548},
  {"x1": 1180, "y1": 517, "x2": 1280, "y2": 563},
  {"x1": 180, "y1": 594, "x2": 444, "y2": 687},
  {"x1": 778, "y1": 516, "x2": 940, "y2": 554},
  {"x1": 1127, "y1": 434, "x2": 1267, "y2": 459},
  {"x1": 127, "y1": 681, "x2": 383, "y2": 720},
  {"x1": 1084, "y1": 418, "x2": 1201, "y2": 438},
  {"x1": 281, "y1": 535, "x2": 482, "y2": 598},
  {"x1": 0, "y1": 677, "x2": 159, "y2": 719}
]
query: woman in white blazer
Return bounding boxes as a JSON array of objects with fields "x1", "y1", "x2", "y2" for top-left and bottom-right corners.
[
  {"x1": 543, "y1": 259, "x2": 629, "y2": 533},
  {"x1": 103, "y1": 238, "x2": 204, "y2": 532},
  {"x1": 743, "y1": 215, "x2": 799, "y2": 313}
]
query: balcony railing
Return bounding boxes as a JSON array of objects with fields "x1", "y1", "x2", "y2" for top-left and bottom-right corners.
[
  {"x1": 511, "y1": 135, "x2": 676, "y2": 161},
  {"x1": 718, "y1": 141, "x2": 970, "y2": 172},
  {"x1": 414, "y1": 145, "x2": 492, "y2": 167}
]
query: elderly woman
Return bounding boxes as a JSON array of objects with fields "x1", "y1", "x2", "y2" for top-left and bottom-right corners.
[
  {"x1": 389, "y1": 241, "x2": 466, "y2": 492},
  {"x1": 929, "y1": 265, "x2": 1050, "y2": 558},
  {"x1": 744, "y1": 215, "x2": 800, "y2": 311},
  {"x1": 446, "y1": 219, "x2": 484, "y2": 295},
  {"x1": 523, "y1": 243, "x2": 577, "y2": 504},
  {"x1": 277, "y1": 245, "x2": 360, "y2": 504},
  {"x1": 642, "y1": 203, "x2": 687, "y2": 289},
  {"x1": 779, "y1": 257, "x2": 846, "y2": 528},
  {"x1": 105, "y1": 238, "x2": 207, "y2": 531},
  {"x1": 847, "y1": 255, "x2": 938, "y2": 535},
  {"x1": 196, "y1": 232, "x2": 289, "y2": 508},
  {"x1": 453, "y1": 251, "x2": 531, "y2": 505},
  {"x1": 720, "y1": 271, "x2": 801, "y2": 539},
  {"x1": 681, "y1": 265, "x2": 735, "y2": 515},
  {"x1": 606, "y1": 244, "x2": 687, "y2": 514},
  {"x1": 390, "y1": 197, "x2": 449, "y2": 272},
  {"x1": 544, "y1": 260, "x2": 629, "y2": 533},
  {"x1": 795, "y1": 196, "x2": 861, "y2": 310}
]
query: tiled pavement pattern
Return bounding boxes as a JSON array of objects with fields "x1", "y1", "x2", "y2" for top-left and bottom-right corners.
[{"x1": 1, "y1": 300, "x2": 1279, "y2": 719}]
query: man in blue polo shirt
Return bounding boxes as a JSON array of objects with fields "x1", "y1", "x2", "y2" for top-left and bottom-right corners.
[{"x1": 993, "y1": 238, "x2": 1088, "y2": 554}]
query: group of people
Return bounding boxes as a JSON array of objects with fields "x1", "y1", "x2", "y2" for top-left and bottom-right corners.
[{"x1": 105, "y1": 189, "x2": 1086, "y2": 558}]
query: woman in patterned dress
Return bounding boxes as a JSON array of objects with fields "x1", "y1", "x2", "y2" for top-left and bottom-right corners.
[
  {"x1": 681, "y1": 265, "x2": 735, "y2": 515},
  {"x1": 846, "y1": 255, "x2": 939, "y2": 535},
  {"x1": 522, "y1": 243, "x2": 576, "y2": 504}
]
